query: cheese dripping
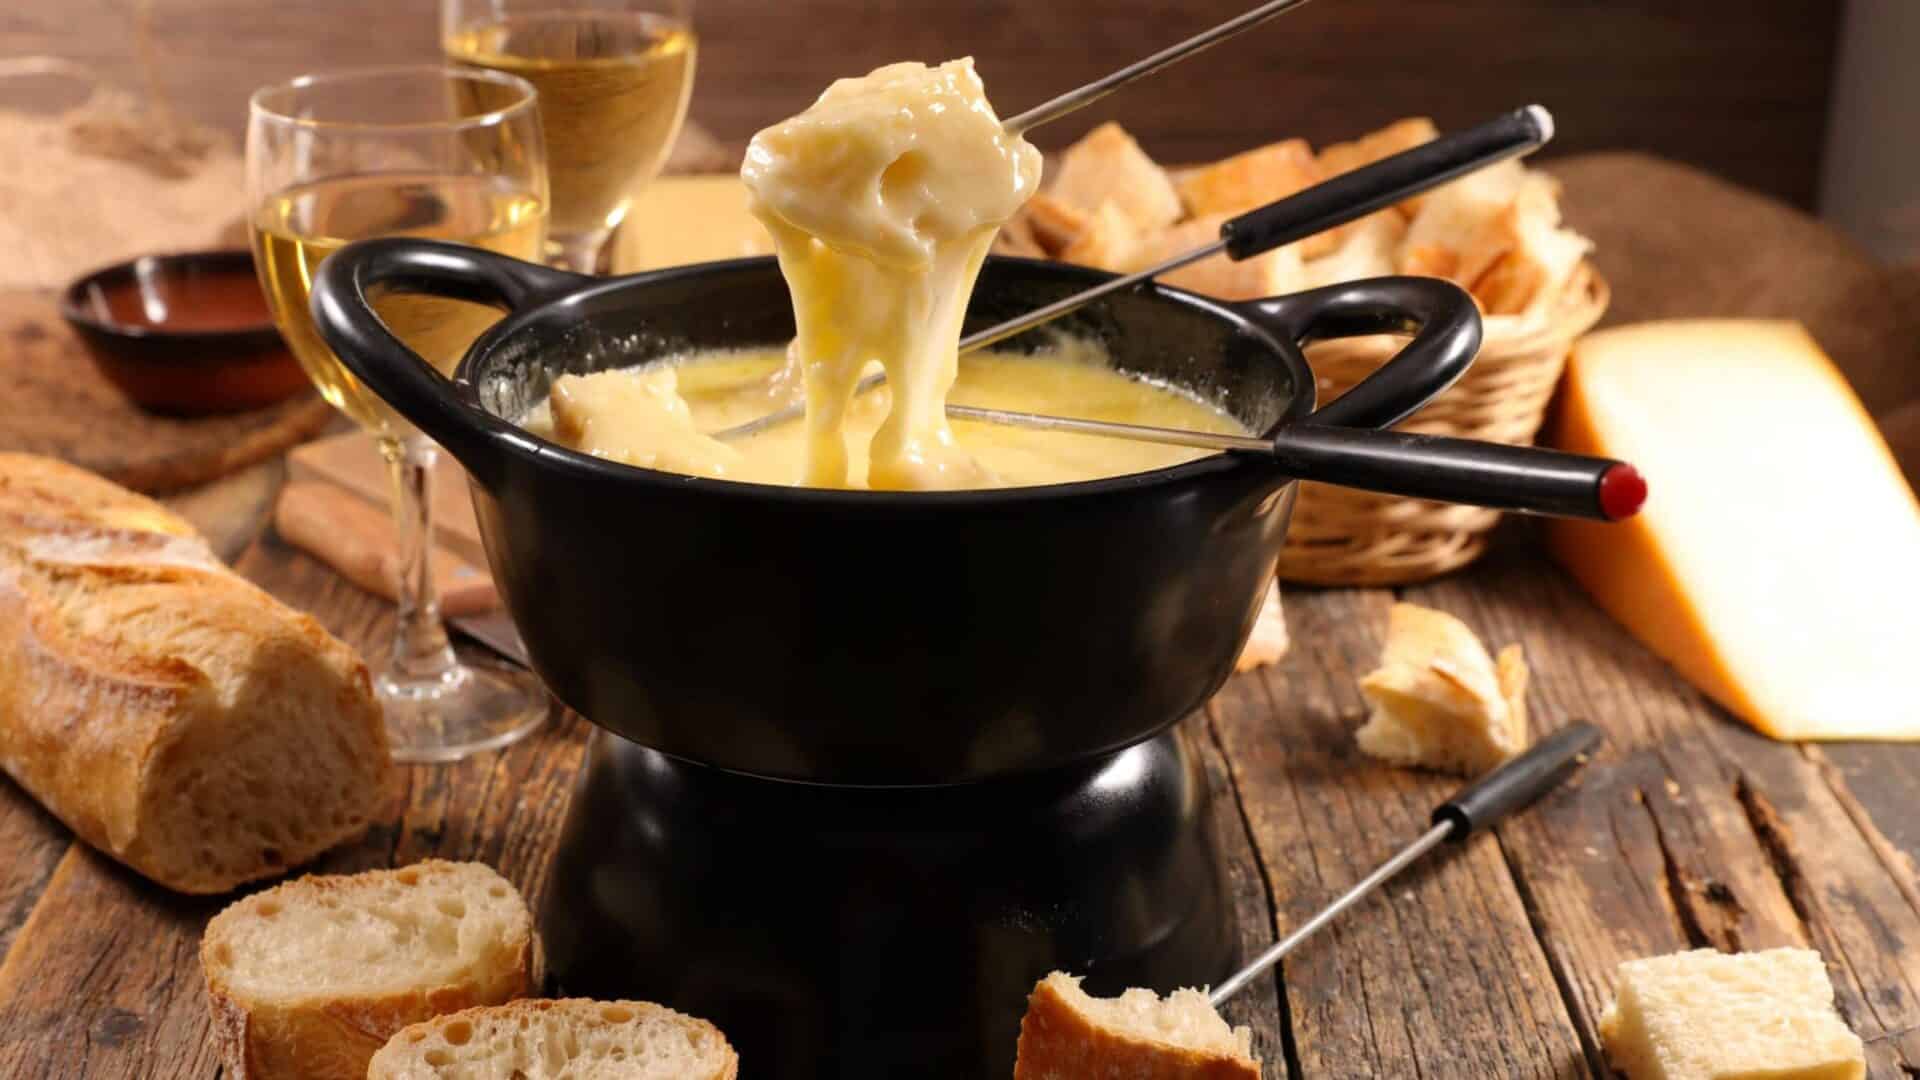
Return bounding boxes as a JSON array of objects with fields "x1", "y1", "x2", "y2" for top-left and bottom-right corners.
[{"x1": 741, "y1": 58, "x2": 1042, "y2": 489}]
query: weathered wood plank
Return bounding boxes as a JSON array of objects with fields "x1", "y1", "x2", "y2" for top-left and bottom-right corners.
[
  {"x1": 1213, "y1": 585, "x2": 1588, "y2": 1077},
  {"x1": 0, "y1": 786, "x2": 74, "y2": 969},
  {"x1": 1189, "y1": 713, "x2": 1290, "y2": 1075},
  {"x1": 1411, "y1": 543, "x2": 1920, "y2": 1078}
]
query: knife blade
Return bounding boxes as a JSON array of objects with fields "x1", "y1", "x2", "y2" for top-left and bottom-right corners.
[{"x1": 449, "y1": 608, "x2": 531, "y2": 668}]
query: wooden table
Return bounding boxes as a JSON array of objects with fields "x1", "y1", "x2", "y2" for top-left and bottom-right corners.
[{"x1": 1, "y1": 461, "x2": 1917, "y2": 1078}]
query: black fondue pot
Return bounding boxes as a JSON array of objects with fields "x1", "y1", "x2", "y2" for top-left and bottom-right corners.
[{"x1": 318, "y1": 241, "x2": 1554, "y2": 785}]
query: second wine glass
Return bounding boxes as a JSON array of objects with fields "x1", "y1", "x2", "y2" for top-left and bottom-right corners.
[{"x1": 443, "y1": 0, "x2": 698, "y2": 272}]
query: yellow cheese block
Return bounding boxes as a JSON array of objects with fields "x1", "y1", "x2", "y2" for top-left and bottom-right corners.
[
  {"x1": 611, "y1": 175, "x2": 774, "y2": 273},
  {"x1": 1547, "y1": 319, "x2": 1920, "y2": 741}
]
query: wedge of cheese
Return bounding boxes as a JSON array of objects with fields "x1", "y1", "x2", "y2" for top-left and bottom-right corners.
[{"x1": 1547, "y1": 319, "x2": 1920, "y2": 740}]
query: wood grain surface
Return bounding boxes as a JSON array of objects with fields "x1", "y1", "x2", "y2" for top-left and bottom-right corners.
[
  {"x1": 2, "y1": 0, "x2": 1841, "y2": 208},
  {"x1": 3, "y1": 516, "x2": 1918, "y2": 1076}
]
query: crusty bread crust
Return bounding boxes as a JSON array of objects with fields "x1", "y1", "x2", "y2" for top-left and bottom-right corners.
[
  {"x1": 368, "y1": 998, "x2": 740, "y2": 1080},
  {"x1": 0, "y1": 453, "x2": 391, "y2": 894},
  {"x1": 202, "y1": 861, "x2": 536, "y2": 1080},
  {"x1": 1014, "y1": 978, "x2": 1260, "y2": 1080}
]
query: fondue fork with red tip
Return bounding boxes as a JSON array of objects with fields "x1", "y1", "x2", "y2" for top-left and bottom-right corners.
[{"x1": 711, "y1": 106, "x2": 1555, "y2": 444}]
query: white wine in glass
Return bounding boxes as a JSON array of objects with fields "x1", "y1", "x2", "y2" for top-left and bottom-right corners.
[
  {"x1": 247, "y1": 67, "x2": 553, "y2": 763},
  {"x1": 443, "y1": 0, "x2": 697, "y2": 272}
]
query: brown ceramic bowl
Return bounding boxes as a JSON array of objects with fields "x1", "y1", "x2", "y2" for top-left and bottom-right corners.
[{"x1": 59, "y1": 251, "x2": 309, "y2": 415}]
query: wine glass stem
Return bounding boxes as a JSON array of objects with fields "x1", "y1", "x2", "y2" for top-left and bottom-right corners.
[
  {"x1": 549, "y1": 230, "x2": 611, "y2": 274},
  {"x1": 382, "y1": 434, "x2": 458, "y2": 685}
]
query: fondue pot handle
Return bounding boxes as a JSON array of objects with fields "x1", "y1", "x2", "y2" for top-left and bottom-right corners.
[
  {"x1": 1238, "y1": 276, "x2": 1481, "y2": 430},
  {"x1": 1237, "y1": 277, "x2": 1646, "y2": 520},
  {"x1": 310, "y1": 238, "x2": 591, "y2": 469}
]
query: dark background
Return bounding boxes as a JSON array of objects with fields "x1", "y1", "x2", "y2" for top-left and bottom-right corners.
[{"x1": 3, "y1": 0, "x2": 1842, "y2": 208}]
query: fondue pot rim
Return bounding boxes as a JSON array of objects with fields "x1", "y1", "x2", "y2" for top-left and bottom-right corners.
[{"x1": 449, "y1": 254, "x2": 1321, "y2": 508}]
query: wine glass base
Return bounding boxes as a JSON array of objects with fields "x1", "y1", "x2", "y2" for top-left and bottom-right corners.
[{"x1": 376, "y1": 656, "x2": 551, "y2": 764}]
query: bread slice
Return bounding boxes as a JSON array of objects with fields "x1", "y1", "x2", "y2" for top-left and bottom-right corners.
[
  {"x1": 1468, "y1": 173, "x2": 1592, "y2": 316},
  {"x1": 1599, "y1": 948, "x2": 1864, "y2": 1080},
  {"x1": 367, "y1": 998, "x2": 739, "y2": 1079},
  {"x1": 1356, "y1": 603, "x2": 1529, "y2": 776},
  {"x1": 1395, "y1": 157, "x2": 1527, "y2": 288},
  {"x1": 1021, "y1": 191, "x2": 1094, "y2": 256},
  {"x1": 1176, "y1": 138, "x2": 1321, "y2": 221},
  {"x1": 0, "y1": 452, "x2": 391, "y2": 894},
  {"x1": 202, "y1": 860, "x2": 537, "y2": 1080},
  {"x1": 1060, "y1": 199, "x2": 1145, "y2": 272},
  {"x1": 1301, "y1": 209, "x2": 1406, "y2": 289},
  {"x1": 1048, "y1": 122, "x2": 1185, "y2": 231},
  {"x1": 1014, "y1": 972, "x2": 1258, "y2": 1080}
]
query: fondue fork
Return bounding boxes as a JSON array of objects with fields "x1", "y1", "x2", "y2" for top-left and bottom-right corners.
[
  {"x1": 711, "y1": 106, "x2": 1554, "y2": 443},
  {"x1": 1209, "y1": 722, "x2": 1604, "y2": 1005},
  {"x1": 1000, "y1": 0, "x2": 1322, "y2": 137}
]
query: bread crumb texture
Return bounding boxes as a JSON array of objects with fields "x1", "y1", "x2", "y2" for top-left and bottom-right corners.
[
  {"x1": 1356, "y1": 603, "x2": 1529, "y2": 776},
  {"x1": 1014, "y1": 971, "x2": 1258, "y2": 1079},
  {"x1": 1599, "y1": 948, "x2": 1865, "y2": 1080},
  {"x1": 367, "y1": 998, "x2": 739, "y2": 1080},
  {"x1": 201, "y1": 860, "x2": 535, "y2": 1080}
]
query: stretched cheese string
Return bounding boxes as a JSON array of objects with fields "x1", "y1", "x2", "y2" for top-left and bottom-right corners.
[{"x1": 741, "y1": 59, "x2": 1042, "y2": 489}]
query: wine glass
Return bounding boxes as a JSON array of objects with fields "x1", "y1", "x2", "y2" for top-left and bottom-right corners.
[
  {"x1": 442, "y1": 0, "x2": 698, "y2": 272},
  {"x1": 247, "y1": 66, "x2": 552, "y2": 763}
]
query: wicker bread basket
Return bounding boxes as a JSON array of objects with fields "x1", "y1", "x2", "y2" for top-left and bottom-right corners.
[{"x1": 1279, "y1": 264, "x2": 1610, "y2": 585}]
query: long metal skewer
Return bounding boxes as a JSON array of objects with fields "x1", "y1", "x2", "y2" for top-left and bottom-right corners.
[
  {"x1": 1001, "y1": 0, "x2": 1320, "y2": 136},
  {"x1": 1210, "y1": 723, "x2": 1605, "y2": 1006},
  {"x1": 709, "y1": 106, "x2": 1554, "y2": 443}
]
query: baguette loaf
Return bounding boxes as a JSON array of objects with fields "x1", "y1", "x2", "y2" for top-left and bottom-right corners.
[
  {"x1": 1014, "y1": 971, "x2": 1259, "y2": 1080},
  {"x1": 0, "y1": 453, "x2": 390, "y2": 893},
  {"x1": 203, "y1": 860, "x2": 537, "y2": 1080},
  {"x1": 368, "y1": 998, "x2": 739, "y2": 1079}
]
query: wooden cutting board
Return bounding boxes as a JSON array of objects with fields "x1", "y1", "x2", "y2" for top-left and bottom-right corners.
[
  {"x1": 287, "y1": 430, "x2": 485, "y2": 565},
  {"x1": 0, "y1": 291, "x2": 335, "y2": 493}
]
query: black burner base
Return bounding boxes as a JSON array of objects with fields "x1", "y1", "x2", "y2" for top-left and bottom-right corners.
[{"x1": 541, "y1": 726, "x2": 1235, "y2": 1078}]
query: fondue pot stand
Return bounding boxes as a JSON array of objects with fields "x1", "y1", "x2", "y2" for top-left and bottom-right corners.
[{"x1": 314, "y1": 241, "x2": 1502, "y2": 1076}]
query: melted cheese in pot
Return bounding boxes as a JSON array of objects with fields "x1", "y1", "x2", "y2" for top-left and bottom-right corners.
[
  {"x1": 741, "y1": 58, "x2": 1042, "y2": 489},
  {"x1": 528, "y1": 342, "x2": 1248, "y2": 489}
]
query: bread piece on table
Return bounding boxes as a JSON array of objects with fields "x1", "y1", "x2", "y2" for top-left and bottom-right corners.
[
  {"x1": 1356, "y1": 602, "x2": 1529, "y2": 776},
  {"x1": 0, "y1": 452, "x2": 391, "y2": 894},
  {"x1": 1469, "y1": 173, "x2": 1592, "y2": 316},
  {"x1": 1060, "y1": 199, "x2": 1145, "y2": 272},
  {"x1": 202, "y1": 860, "x2": 537, "y2": 1080},
  {"x1": 1014, "y1": 971, "x2": 1259, "y2": 1080},
  {"x1": 368, "y1": 998, "x2": 739, "y2": 1079},
  {"x1": 1599, "y1": 948, "x2": 1864, "y2": 1080},
  {"x1": 1130, "y1": 214, "x2": 1306, "y2": 301},
  {"x1": 1317, "y1": 117, "x2": 1440, "y2": 215},
  {"x1": 1048, "y1": 122, "x2": 1185, "y2": 231},
  {"x1": 1234, "y1": 580, "x2": 1289, "y2": 673}
]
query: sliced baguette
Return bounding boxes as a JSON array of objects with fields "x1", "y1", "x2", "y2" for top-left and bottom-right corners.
[
  {"x1": 1356, "y1": 603, "x2": 1529, "y2": 776},
  {"x1": 1014, "y1": 971, "x2": 1259, "y2": 1080},
  {"x1": 0, "y1": 452, "x2": 390, "y2": 894},
  {"x1": 368, "y1": 998, "x2": 739, "y2": 1079},
  {"x1": 202, "y1": 860, "x2": 537, "y2": 1080}
]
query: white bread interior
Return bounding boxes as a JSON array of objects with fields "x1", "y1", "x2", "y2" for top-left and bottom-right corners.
[
  {"x1": 1598, "y1": 948, "x2": 1864, "y2": 1080},
  {"x1": 1014, "y1": 971, "x2": 1258, "y2": 1080},
  {"x1": 367, "y1": 997, "x2": 739, "y2": 1080},
  {"x1": 1356, "y1": 602, "x2": 1529, "y2": 776},
  {"x1": 201, "y1": 860, "x2": 537, "y2": 1080}
]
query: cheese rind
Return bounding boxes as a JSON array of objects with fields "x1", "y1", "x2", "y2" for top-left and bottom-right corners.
[
  {"x1": 1598, "y1": 948, "x2": 1864, "y2": 1080},
  {"x1": 1547, "y1": 319, "x2": 1920, "y2": 741}
]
